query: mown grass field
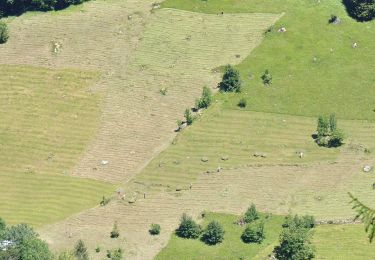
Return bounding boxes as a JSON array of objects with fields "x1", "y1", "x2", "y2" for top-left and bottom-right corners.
[
  {"x1": 314, "y1": 224, "x2": 375, "y2": 259},
  {"x1": 156, "y1": 212, "x2": 284, "y2": 260},
  {"x1": 163, "y1": 0, "x2": 375, "y2": 120},
  {"x1": 0, "y1": 65, "x2": 114, "y2": 226},
  {"x1": 136, "y1": 104, "x2": 375, "y2": 190}
]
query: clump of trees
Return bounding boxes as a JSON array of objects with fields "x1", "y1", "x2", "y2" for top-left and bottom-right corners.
[
  {"x1": 0, "y1": 0, "x2": 90, "y2": 17},
  {"x1": 0, "y1": 219, "x2": 53, "y2": 260},
  {"x1": 201, "y1": 221, "x2": 225, "y2": 245},
  {"x1": 273, "y1": 215, "x2": 315, "y2": 260},
  {"x1": 0, "y1": 21, "x2": 9, "y2": 44},
  {"x1": 316, "y1": 114, "x2": 344, "y2": 147},
  {"x1": 219, "y1": 65, "x2": 242, "y2": 92},
  {"x1": 175, "y1": 213, "x2": 201, "y2": 239},
  {"x1": 343, "y1": 0, "x2": 375, "y2": 21}
]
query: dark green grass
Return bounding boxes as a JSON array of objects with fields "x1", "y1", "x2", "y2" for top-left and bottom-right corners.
[
  {"x1": 162, "y1": 0, "x2": 375, "y2": 120},
  {"x1": 156, "y1": 212, "x2": 284, "y2": 260}
]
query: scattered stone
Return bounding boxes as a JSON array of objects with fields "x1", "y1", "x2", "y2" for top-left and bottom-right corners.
[
  {"x1": 127, "y1": 15, "x2": 132, "y2": 20},
  {"x1": 221, "y1": 155, "x2": 229, "y2": 161},
  {"x1": 101, "y1": 160, "x2": 109, "y2": 166},
  {"x1": 201, "y1": 157, "x2": 209, "y2": 162},
  {"x1": 175, "y1": 187, "x2": 182, "y2": 191},
  {"x1": 217, "y1": 166, "x2": 222, "y2": 173},
  {"x1": 299, "y1": 152, "x2": 304, "y2": 159},
  {"x1": 278, "y1": 27, "x2": 287, "y2": 33},
  {"x1": 363, "y1": 165, "x2": 372, "y2": 172},
  {"x1": 352, "y1": 42, "x2": 358, "y2": 48},
  {"x1": 253, "y1": 152, "x2": 267, "y2": 158}
]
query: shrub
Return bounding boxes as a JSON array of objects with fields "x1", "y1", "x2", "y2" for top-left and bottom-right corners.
[
  {"x1": 201, "y1": 221, "x2": 225, "y2": 245},
  {"x1": 106, "y1": 248, "x2": 123, "y2": 260},
  {"x1": 274, "y1": 225, "x2": 315, "y2": 260},
  {"x1": 74, "y1": 240, "x2": 89, "y2": 260},
  {"x1": 184, "y1": 108, "x2": 194, "y2": 125},
  {"x1": 100, "y1": 195, "x2": 111, "y2": 206},
  {"x1": 238, "y1": 98, "x2": 247, "y2": 108},
  {"x1": 219, "y1": 65, "x2": 242, "y2": 92},
  {"x1": 110, "y1": 221, "x2": 120, "y2": 238},
  {"x1": 195, "y1": 86, "x2": 212, "y2": 109},
  {"x1": 175, "y1": 213, "x2": 201, "y2": 239},
  {"x1": 0, "y1": 21, "x2": 9, "y2": 44},
  {"x1": 316, "y1": 114, "x2": 344, "y2": 147},
  {"x1": 343, "y1": 0, "x2": 375, "y2": 21},
  {"x1": 149, "y1": 223, "x2": 161, "y2": 235},
  {"x1": 95, "y1": 246, "x2": 101, "y2": 253},
  {"x1": 244, "y1": 203, "x2": 259, "y2": 223},
  {"x1": 241, "y1": 221, "x2": 265, "y2": 244},
  {"x1": 282, "y1": 215, "x2": 315, "y2": 230},
  {"x1": 159, "y1": 87, "x2": 168, "y2": 95},
  {"x1": 329, "y1": 128, "x2": 345, "y2": 147},
  {"x1": 261, "y1": 69, "x2": 272, "y2": 85},
  {"x1": 0, "y1": 217, "x2": 5, "y2": 231}
]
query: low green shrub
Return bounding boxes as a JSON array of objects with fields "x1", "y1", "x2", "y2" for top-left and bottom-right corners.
[
  {"x1": 201, "y1": 221, "x2": 225, "y2": 245},
  {"x1": 0, "y1": 21, "x2": 9, "y2": 44},
  {"x1": 149, "y1": 223, "x2": 161, "y2": 235}
]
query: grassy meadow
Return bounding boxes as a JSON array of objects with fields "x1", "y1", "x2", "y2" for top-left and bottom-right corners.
[
  {"x1": 0, "y1": 65, "x2": 114, "y2": 226},
  {"x1": 163, "y1": 0, "x2": 375, "y2": 120},
  {"x1": 156, "y1": 212, "x2": 284, "y2": 260}
]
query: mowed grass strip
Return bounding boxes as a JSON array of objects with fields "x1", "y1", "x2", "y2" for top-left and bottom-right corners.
[
  {"x1": 162, "y1": 0, "x2": 375, "y2": 120},
  {"x1": 0, "y1": 65, "x2": 114, "y2": 226},
  {"x1": 136, "y1": 105, "x2": 340, "y2": 189},
  {"x1": 156, "y1": 212, "x2": 284, "y2": 260},
  {"x1": 313, "y1": 224, "x2": 375, "y2": 259}
]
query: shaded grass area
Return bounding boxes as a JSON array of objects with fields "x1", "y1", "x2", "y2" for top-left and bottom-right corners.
[
  {"x1": 162, "y1": 0, "x2": 375, "y2": 120},
  {"x1": 156, "y1": 212, "x2": 284, "y2": 260},
  {"x1": 0, "y1": 65, "x2": 114, "y2": 226},
  {"x1": 313, "y1": 224, "x2": 375, "y2": 259}
]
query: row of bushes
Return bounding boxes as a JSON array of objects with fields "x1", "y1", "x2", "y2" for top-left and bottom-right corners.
[{"x1": 0, "y1": 0, "x2": 89, "y2": 17}]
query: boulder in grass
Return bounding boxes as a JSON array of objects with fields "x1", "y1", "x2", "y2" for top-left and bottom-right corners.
[
  {"x1": 221, "y1": 155, "x2": 229, "y2": 161},
  {"x1": 363, "y1": 165, "x2": 372, "y2": 172},
  {"x1": 201, "y1": 157, "x2": 209, "y2": 162}
]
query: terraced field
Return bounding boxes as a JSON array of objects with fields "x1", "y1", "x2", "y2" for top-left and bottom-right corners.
[{"x1": 0, "y1": 65, "x2": 114, "y2": 226}]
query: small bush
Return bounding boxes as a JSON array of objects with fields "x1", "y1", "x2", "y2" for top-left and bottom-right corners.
[
  {"x1": 175, "y1": 213, "x2": 201, "y2": 239},
  {"x1": 74, "y1": 240, "x2": 89, "y2": 260},
  {"x1": 159, "y1": 87, "x2": 168, "y2": 95},
  {"x1": 110, "y1": 222, "x2": 120, "y2": 238},
  {"x1": 95, "y1": 246, "x2": 101, "y2": 253},
  {"x1": 195, "y1": 86, "x2": 212, "y2": 109},
  {"x1": 219, "y1": 65, "x2": 242, "y2": 92},
  {"x1": 184, "y1": 109, "x2": 194, "y2": 125},
  {"x1": 238, "y1": 98, "x2": 247, "y2": 108},
  {"x1": 201, "y1": 221, "x2": 225, "y2": 245},
  {"x1": 100, "y1": 196, "x2": 111, "y2": 206},
  {"x1": 241, "y1": 222, "x2": 265, "y2": 244},
  {"x1": 261, "y1": 70, "x2": 272, "y2": 85},
  {"x1": 329, "y1": 128, "x2": 345, "y2": 147},
  {"x1": 149, "y1": 223, "x2": 161, "y2": 235},
  {"x1": 0, "y1": 21, "x2": 9, "y2": 44},
  {"x1": 244, "y1": 203, "x2": 259, "y2": 223},
  {"x1": 106, "y1": 248, "x2": 123, "y2": 260}
]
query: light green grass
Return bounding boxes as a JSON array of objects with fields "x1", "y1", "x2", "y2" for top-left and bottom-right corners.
[
  {"x1": 162, "y1": 0, "x2": 375, "y2": 120},
  {"x1": 156, "y1": 212, "x2": 284, "y2": 260},
  {"x1": 0, "y1": 65, "x2": 114, "y2": 226},
  {"x1": 313, "y1": 224, "x2": 375, "y2": 259}
]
